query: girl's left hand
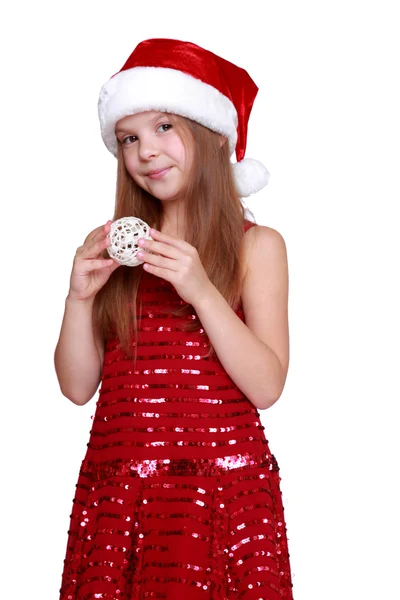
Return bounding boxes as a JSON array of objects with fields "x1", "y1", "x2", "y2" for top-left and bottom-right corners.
[{"x1": 137, "y1": 228, "x2": 213, "y2": 306}]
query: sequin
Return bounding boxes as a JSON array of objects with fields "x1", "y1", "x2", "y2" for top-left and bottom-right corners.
[{"x1": 59, "y1": 220, "x2": 293, "y2": 599}]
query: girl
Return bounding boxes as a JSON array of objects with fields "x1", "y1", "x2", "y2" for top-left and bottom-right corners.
[{"x1": 55, "y1": 38, "x2": 293, "y2": 599}]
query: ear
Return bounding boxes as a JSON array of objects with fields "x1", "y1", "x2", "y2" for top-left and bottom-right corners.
[{"x1": 218, "y1": 135, "x2": 228, "y2": 148}]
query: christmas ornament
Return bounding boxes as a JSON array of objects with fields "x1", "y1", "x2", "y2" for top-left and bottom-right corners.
[{"x1": 107, "y1": 217, "x2": 152, "y2": 267}]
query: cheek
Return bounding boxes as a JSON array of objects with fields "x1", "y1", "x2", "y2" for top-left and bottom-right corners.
[
  {"x1": 123, "y1": 153, "x2": 139, "y2": 177},
  {"x1": 123, "y1": 157, "x2": 145, "y2": 188},
  {"x1": 168, "y1": 135, "x2": 186, "y2": 163}
]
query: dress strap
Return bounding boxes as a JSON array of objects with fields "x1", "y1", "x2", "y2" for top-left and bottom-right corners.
[{"x1": 244, "y1": 219, "x2": 257, "y2": 233}]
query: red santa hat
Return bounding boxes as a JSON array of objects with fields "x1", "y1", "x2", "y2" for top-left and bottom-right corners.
[{"x1": 98, "y1": 38, "x2": 269, "y2": 197}]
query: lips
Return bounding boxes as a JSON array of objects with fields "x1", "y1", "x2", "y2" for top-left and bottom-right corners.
[{"x1": 146, "y1": 167, "x2": 171, "y2": 179}]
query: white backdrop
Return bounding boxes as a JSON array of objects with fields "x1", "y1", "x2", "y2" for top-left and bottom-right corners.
[{"x1": 1, "y1": 1, "x2": 399, "y2": 598}]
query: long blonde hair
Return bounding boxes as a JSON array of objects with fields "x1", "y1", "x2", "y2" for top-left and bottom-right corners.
[{"x1": 93, "y1": 114, "x2": 255, "y2": 360}]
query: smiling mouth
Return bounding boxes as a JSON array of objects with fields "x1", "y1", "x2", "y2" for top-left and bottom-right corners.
[{"x1": 147, "y1": 167, "x2": 171, "y2": 179}]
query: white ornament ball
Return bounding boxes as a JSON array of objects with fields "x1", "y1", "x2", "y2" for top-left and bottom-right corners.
[{"x1": 107, "y1": 217, "x2": 153, "y2": 267}]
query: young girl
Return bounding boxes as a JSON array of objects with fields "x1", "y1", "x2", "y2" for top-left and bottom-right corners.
[{"x1": 55, "y1": 38, "x2": 293, "y2": 600}]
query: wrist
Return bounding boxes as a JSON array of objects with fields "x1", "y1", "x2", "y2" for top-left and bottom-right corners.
[
  {"x1": 66, "y1": 293, "x2": 95, "y2": 307},
  {"x1": 192, "y1": 281, "x2": 218, "y2": 314}
]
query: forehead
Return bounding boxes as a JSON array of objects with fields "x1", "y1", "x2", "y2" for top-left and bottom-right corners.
[{"x1": 115, "y1": 111, "x2": 167, "y2": 132}]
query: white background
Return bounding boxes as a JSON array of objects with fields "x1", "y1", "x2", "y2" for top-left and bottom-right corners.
[{"x1": 1, "y1": 1, "x2": 399, "y2": 598}]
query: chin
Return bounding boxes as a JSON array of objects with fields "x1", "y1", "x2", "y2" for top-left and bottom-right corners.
[{"x1": 150, "y1": 188, "x2": 183, "y2": 202}]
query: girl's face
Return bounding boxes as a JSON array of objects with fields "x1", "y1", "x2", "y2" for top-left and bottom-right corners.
[{"x1": 115, "y1": 111, "x2": 192, "y2": 202}]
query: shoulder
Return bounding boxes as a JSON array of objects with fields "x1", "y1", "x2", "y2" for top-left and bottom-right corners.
[{"x1": 242, "y1": 224, "x2": 288, "y2": 282}]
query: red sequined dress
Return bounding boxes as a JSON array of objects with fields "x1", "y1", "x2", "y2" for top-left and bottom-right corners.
[{"x1": 59, "y1": 221, "x2": 294, "y2": 600}]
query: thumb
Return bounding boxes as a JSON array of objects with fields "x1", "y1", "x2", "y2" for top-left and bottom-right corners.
[{"x1": 109, "y1": 259, "x2": 121, "y2": 272}]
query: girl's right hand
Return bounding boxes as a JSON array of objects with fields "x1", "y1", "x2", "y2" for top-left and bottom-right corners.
[{"x1": 67, "y1": 220, "x2": 120, "y2": 303}]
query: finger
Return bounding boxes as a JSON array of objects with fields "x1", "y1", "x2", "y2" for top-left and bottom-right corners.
[
  {"x1": 139, "y1": 250, "x2": 178, "y2": 271},
  {"x1": 103, "y1": 257, "x2": 120, "y2": 272},
  {"x1": 84, "y1": 220, "x2": 112, "y2": 245},
  {"x1": 138, "y1": 238, "x2": 181, "y2": 259},
  {"x1": 78, "y1": 236, "x2": 111, "y2": 259},
  {"x1": 149, "y1": 228, "x2": 190, "y2": 251},
  {"x1": 95, "y1": 220, "x2": 113, "y2": 243},
  {"x1": 83, "y1": 257, "x2": 115, "y2": 271},
  {"x1": 84, "y1": 225, "x2": 105, "y2": 245},
  {"x1": 143, "y1": 262, "x2": 171, "y2": 280}
]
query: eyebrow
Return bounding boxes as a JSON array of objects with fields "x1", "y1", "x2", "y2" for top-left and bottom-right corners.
[{"x1": 115, "y1": 112, "x2": 169, "y2": 134}]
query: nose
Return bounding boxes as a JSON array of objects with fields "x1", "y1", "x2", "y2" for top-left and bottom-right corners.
[{"x1": 138, "y1": 135, "x2": 159, "y2": 161}]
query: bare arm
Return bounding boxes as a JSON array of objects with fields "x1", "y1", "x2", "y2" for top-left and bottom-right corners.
[
  {"x1": 54, "y1": 220, "x2": 119, "y2": 406},
  {"x1": 54, "y1": 296, "x2": 103, "y2": 406},
  {"x1": 193, "y1": 226, "x2": 289, "y2": 410}
]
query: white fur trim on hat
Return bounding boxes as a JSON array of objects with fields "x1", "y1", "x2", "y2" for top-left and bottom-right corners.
[
  {"x1": 98, "y1": 67, "x2": 238, "y2": 157},
  {"x1": 232, "y1": 158, "x2": 270, "y2": 197}
]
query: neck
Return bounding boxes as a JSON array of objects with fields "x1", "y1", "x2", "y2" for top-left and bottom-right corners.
[{"x1": 160, "y1": 202, "x2": 186, "y2": 239}]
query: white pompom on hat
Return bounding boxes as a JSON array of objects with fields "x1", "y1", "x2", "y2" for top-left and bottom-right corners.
[{"x1": 98, "y1": 38, "x2": 269, "y2": 198}]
